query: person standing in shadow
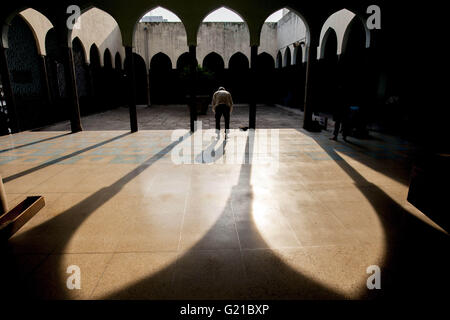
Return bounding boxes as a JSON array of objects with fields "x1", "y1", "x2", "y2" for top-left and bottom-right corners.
[
  {"x1": 331, "y1": 83, "x2": 349, "y2": 141},
  {"x1": 212, "y1": 87, "x2": 233, "y2": 139}
]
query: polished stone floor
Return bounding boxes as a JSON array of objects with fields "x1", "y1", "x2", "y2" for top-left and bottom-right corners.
[
  {"x1": 36, "y1": 104, "x2": 305, "y2": 131},
  {"x1": 0, "y1": 105, "x2": 448, "y2": 300}
]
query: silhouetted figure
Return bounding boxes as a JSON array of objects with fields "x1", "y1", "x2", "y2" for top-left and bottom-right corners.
[
  {"x1": 212, "y1": 87, "x2": 233, "y2": 139},
  {"x1": 331, "y1": 84, "x2": 349, "y2": 141}
]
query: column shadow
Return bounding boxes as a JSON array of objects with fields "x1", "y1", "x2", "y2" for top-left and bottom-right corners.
[
  {"x1": 305, "y1": 131, "x2": 416, "y2": 186},
  {"x1": 98, "y1": 132, "x2": 344, "y2": 299},
  {"x1": 0, "y1": 131, "x2": 191, "y2": 299},
  {"x1": 3, "y1": 132, "x2": 130, "y2": 183},
  {"x1": 0, "y1": 133, "x2": 71, "y2": 154},
  {"x1": 302, "y1": 130, "x2": 449, "y2": 301},
  {"x1": 3, "y1": 128, "x2": 447, "y2": 301}
]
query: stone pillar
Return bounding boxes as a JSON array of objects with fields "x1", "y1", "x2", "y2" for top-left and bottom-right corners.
[
  {"x1": 0, "y1": 175, "x2": 7, "y2": 215},
  {"x1": 303, "y1": 34, "x2": 320, "y2": 130},
  {"x1": 188, "y1": 45, "x2": 197, "y2": 132},
  {"x1": 249, "y1": 45, "x2": 258, "y2": 129},
  {"x1": 0, "y1": 44, "x2": 19, "y2": 133},
  {"x1": 87, "y1": 62, "x2": 95, "y2": 100},
  {"x1": 61, "y1": 45, "x2": 83, "y2": 132},
  {"x1": 125, "y1": 46, "x2": 138, "y2": 132},
  {"x1": 146, "y1": 70, "x2": 151, "y2": 107},
  {"x1": 40, "y1": 55, "x2": 52, "y2": 108},
  {"x1": 51, "y1": 14, "x2": 82, "y2": 133}
]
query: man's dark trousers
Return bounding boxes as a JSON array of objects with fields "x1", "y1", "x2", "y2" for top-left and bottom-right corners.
[{"x1": 215, "y1": 104, "x2": 230, "y2": 131}]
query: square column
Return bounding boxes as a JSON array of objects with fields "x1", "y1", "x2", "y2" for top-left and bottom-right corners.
[
  {"x1": 188, "y1": 45, "x2": 197, "y2": 132},
  {"x1": 59, "y1": 43, "x2": 83, "y2": 133},
  {"x1": 249, "y1": 45, "x2": 258, "y2": 129},
  {"x1": 125, "y1": 46, "x2": 138, "y2": 132},
  {"x1": 303, "y1": 34, "x2": 320, "y2": 131}
]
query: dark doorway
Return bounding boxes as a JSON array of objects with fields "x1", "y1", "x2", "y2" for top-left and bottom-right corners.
[
  {"x1": 6, "y1": 15, "x2": 47, "y2": 130},
  {"x1": 256, "y1": 52, "x2": 276, "y2": 104},
  {"x1": 202, "y1": 52, "x2": 225, "y2": 95},
  {"x1": 124, "y1": 53, "x2": 148, "y2": 105},
  {"x1": 149, "y1": 52, "x2": 173, "y2": 104},
  {"x1": 89, "y1": 44, "x2": 102, "y2": 113},
  {"x1": 45, "y1": 28, "x2": 67, "y2": 124},
  {"x1": 102, "y1": 49, "x2": 115, "y2": 109},
  {"x1": 227, "y1": 52, "x2": 249, "y2": 103}
]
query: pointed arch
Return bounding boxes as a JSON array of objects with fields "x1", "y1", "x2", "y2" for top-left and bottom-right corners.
[
  {"x1": 89, "y1": 44, "x2": 101, "y2": 68},
  {"x1": 319, "y1": 28, "x2": 338, "y2": 60},
  {"x1": 342, "y1": 16, "x2": 370, "y2": 55},
  {"x1": 293, "y1": 45, "x2": 304, "y2": 65},
  {"x1": 150, "y1": 52, "x2": 173, "y2": 71},
  {"x1": 71, "y1": 7, "x2": 125, "y2": 66},
  {"x1": 276, "y1": 51, "x2": 282, "y2": 69},
  {"x1": 284, "y1": 47, "x2": 292, "y2": 67},
  {"x1": 72, "y1": 37, "x2": 90, "y2": 100},
  {"x1": 258, "y1": 7, "x2": 310, "y2": 48},
  {"x1": 132, "y1": 5, "x2": 188, "y2": 50},
  {"x1": 17, "y1": 8, "x2": 54, "y2": 56},
  {"x1": 71, "y1": 37, "x2": 87, "y2": 63},
  {"x1": 44, "y1": 28, "x2": 62, "y2": 63},
  {"x1": 149, "y1": 52, "x2": 173, "y2": 104},
  {"x1": 229, "y1": 52, "x2": 249, "y2": 70},
  {"x1": 257, "y1": 52, "x2": 275, "y2": 70},
  {"x1": 72, "y1": 38, "x2": 87, "y2": 64},
  {"x1": 197, "y1": 6, "x2": 248, "y2": 36},
  {"x1": 114, "y1": 52, "x2": 122, "y2": 70},
  {"x1": 202, "y1": 52, "x2": 225, "y2": 73},
  {"x1": 196, "y1": 6, "x2": 251, "y2": 68},
  {"x1": 124, "y1": 53, "x2": 148, "y2": 105},
  {"x1": 176, "y1": 52, "x2": 197, "y2": 70},
  {"x1": 44, "y1": 27, "x2": 67, "y2": 109},
  {"x1": 104, "y1": 49, "x2": 112, "y2": 69},
  {"x1": 227, "y1": 51, "x2": 250, "y2": 103},
  {"x1": 6, "y1": 15, "x2": 43, "y2": 94},
  {"x1": 4, "y1": 13, "x2": 46, "y2": 130},
  {"x1": 319, "y1": 8, "x2": 369, "y2": 56}
]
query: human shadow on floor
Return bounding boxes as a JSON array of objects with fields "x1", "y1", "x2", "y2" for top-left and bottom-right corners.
[
  {"x1": 1, "y1": 130, "x2": 347, "y2": 300},
  {"x1": 4, "y1": 128, "x2": 447, "y2": 300},
  {"x1": 97, "y1": 131, "x2": 345, "y2": 299},
  {"x1": 195, "y1": 137, "x2": 227, "y2": 164}
]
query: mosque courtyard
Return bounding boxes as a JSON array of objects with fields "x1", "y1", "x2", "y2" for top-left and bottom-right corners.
[{"x1": 1, "y1": 105, "x2": 447, "y2": 300}]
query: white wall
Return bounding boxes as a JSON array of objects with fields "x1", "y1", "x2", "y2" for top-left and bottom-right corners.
[
  {"x1": 71, "y1": 7, "x2": 125, "y2": 68},
  {"x1": 197, "y1": 22, "x2": 251, "y2": 68},
  {"x1": 276, "y1": 11, "x2": 307, "y2": 49},
  {"x1": 134, "y1": 22, "x2": 188, "y2": 69},
  {"x1": 259, "y1": 22, "x2": 278, "y2": 62},
  {"x1": 133, "y1": 21, "x2": 278, "y2": 69}
]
